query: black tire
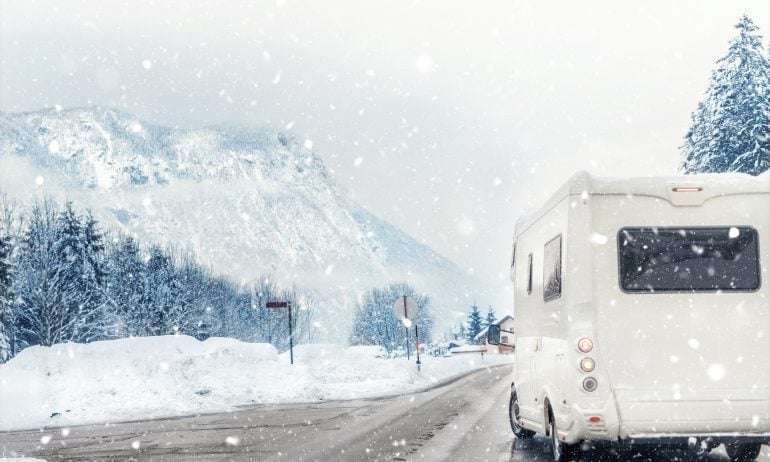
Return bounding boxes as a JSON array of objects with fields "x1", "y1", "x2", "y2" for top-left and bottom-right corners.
[
  {"x1": 549, "y1": 410, "x2": 580, "y2": 461},
  {"x1": 509, "y1": 389, "x2": 535, "y2": 439},
  {"x1": 725, "y1": 443, "x2": 761, "y2": 462}
]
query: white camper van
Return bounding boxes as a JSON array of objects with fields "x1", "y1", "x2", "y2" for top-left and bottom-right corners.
[{"x1": 488, "y1": 171, "x2": 769, "y2": 461}]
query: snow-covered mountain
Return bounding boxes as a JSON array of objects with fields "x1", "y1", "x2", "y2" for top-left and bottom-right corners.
[{"x1": 0, "y1": 107, "x2": 486, "y2": 337}]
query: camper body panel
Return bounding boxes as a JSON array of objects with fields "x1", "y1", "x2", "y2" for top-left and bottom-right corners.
[
  {"x1": 591, "y1": 192, "x2": 770, "y2": 438},
  {"x1": 513, "y1": 196, "x2": 571, "y2": 430}
]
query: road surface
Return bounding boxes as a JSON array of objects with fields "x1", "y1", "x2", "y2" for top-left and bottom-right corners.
[{"x1": 1, "y1": 364, "x2": 768, "y2": 461}]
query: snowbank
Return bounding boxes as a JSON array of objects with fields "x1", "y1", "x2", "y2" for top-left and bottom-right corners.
[
  {"x1": 0, "y1": 459, "x2": 46, "y2": 462},
  {"x1": 0, "y1": 335, "x2": 511, "y2": 431}
]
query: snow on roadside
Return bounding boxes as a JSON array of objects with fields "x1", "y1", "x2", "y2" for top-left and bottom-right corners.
[
  {"x1": 0, "y1": 335, "x2": 511, "y2": 431},
  {"x1": 0, "y1": 459, "x2": 47, "y2": 462}
]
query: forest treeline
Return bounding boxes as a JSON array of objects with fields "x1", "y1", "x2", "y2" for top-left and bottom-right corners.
[{"x1": 0, "y1": 198, "x2": 315, "y2": 362}]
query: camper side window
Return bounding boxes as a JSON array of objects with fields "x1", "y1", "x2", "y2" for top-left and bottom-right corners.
[
  {"x1": 527, "y1": 253, "x2": 534, "y2": 295},
  {"x1": 543, "y1": 235, "x2": 562, "y2": 302}
]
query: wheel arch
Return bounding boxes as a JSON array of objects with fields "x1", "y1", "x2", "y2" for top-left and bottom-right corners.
[{"x1": 543, "y1": 397, "x2": 553, "y2": 436}]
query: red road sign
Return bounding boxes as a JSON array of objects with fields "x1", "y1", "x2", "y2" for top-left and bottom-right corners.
[{"x1": 266, "y1": 301, "x2": 289, "y2": 308}]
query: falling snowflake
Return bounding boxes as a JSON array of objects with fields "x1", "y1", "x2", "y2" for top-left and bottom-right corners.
[
  {"x1": 415, "y1": 54, "x2": 435, "y2": 73},
  {"x1": 707, "y1": 363, "x2": 725, "y2": 382},
  {"x1": 457, "y1": 216, "x2": 476, "y2": 236},
  {"x1": 589, "y1": 233, "x2": 608, "y2": 245},
  {"x1": 142, "y1": 59, "x2": 152, "y2": 70}
]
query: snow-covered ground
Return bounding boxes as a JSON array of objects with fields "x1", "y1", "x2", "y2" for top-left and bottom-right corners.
[
  {"x1": 0, "y1": 459, "x2": 46, "y2": 462},
  {"x1": 0, "y1": 335, "x2": 511, "y2": 431}
]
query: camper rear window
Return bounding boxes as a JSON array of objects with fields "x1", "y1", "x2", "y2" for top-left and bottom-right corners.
[{"x1": 619, "y1": 227, "x2": 760, "y2": 293}]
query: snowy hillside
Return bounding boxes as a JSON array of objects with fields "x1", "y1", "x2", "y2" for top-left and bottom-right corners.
[{"x1": 0, "y1": 107, "x2": 486, "y2": 335}]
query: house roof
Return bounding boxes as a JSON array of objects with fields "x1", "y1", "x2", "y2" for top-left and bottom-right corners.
[
  {"x1": 474, "y1": 316, "x2": 515, "y2": 341},
  {"x1": 450, "y1": 344, "x2": 486, "y2": 353},
  {"x1": 474, "y1": 328, "x2": 488, "y2": 341}
]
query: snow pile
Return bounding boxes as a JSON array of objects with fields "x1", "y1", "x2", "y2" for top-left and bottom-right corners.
[
  {"x1": 0, "y1": 335, "x2": 511, "y2": 431},
  {"x1": 0, "y1": 459, "x2": 46, "y2": 462}
]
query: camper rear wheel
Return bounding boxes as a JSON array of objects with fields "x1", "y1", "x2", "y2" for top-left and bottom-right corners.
[
  {"x1": 548, "y1": 408, "x2": 580, "y2": 461},
  {"x1": 725, "y1": 443, "x2": 761, "y2": 462},
  {"x1": 508, "y1": 389, "x2": 534, "y2": 439}
]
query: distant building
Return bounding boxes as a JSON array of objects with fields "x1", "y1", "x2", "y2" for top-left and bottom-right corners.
[{"x1": 475, "y1": 315, "x2": 515, "y2": 354}]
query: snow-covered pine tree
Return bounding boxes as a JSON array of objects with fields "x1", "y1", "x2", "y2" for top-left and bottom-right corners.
[
  {"x1": 0, "y1": 228, "x2": 13, "y2": 362},
  {"x1": 104, "y1": 236, "x2": 147, "y2": 337},
  {"x1": 483, "y1": 306, "x2": 497, "y2": 329},
  {"x1": 12, "y1": 201, "x2": 84, "y2": 347},
  {"x1": 172, "y1": 252, "x2": 208, "y2": 338},
  {"x1": 681, "y1": 15, "x2": 770, "y2": 175},
  {"x1": 466, "y1": 305, "x2": 483, "y2": 344},
  {"x1": 142, "y1": 245, "x2": 180, "y2": 336},
  {"x1": 54, "y1": 204, "x2": 108, "y2": 342}
]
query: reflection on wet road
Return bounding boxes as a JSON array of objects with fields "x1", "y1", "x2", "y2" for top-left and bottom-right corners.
[{"x1": 507, "y1": 437, "x2": 769, "y2": 462}]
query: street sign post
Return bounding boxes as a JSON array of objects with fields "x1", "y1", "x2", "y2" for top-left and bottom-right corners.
[
  {"x1": 393, "y1": 295, "x2": 421, "y2": 370},
  {"x1": 266, "y1": 301, "x2": 293, "y2": 365}
]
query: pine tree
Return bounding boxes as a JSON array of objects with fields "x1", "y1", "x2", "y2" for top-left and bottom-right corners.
[
  {"x1": 466, "y1": 305, "x2": 483, "y2": 344},
  {"x1": 681, "y1": 15, "x2": 770, "y2": 175},
  {"x1": 104, "y1": 236, "x2": 147, "y2": 337},
  {"x1": 55, "y1": 204, "x2": 107, "y2": 342},
  {"x1": 142, "y1": 245, "x2": 180, "y2": 336},
  {"x1": 12, "y1": 201, "x2": 83, "y2": 347},
  {"x1": 483, "y1": 306, "x2": 497, "y2": 329},
  {"x1": 0, "y1": 231, "x2": 13, "y2": 362}
]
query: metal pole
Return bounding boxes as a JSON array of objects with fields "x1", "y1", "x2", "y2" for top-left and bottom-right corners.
[
  {"x1": 288, "y1": 304, "x2": 294, "y2": 365},
  {"x1": 415, "y1": 324, "x2": 421, "y2": 371},
  {"x1": 403, "y1": 295, "x2": 410, "y2": 360}
]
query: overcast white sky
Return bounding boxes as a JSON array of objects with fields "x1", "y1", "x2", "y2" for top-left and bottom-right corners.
[{"x1": 2, "y1": 1, "x2": 769, "y2": 310}]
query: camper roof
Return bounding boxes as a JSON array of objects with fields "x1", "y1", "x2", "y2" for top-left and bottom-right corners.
[{"x1": 515, "y1": 170, "x2": 770, "y2": 237}]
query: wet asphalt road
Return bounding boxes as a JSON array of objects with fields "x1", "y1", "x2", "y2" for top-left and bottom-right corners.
[{"x1": 1, "y1": 364, "x2": 767, "y2": 461}]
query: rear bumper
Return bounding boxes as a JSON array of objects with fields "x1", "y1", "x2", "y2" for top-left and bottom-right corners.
[
  {"x1": 616, "y1": 397, "x2": 770, "y2": 437},
  {"x1": 560, "y1": 397, "x2": 770, "y2": 445}
]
